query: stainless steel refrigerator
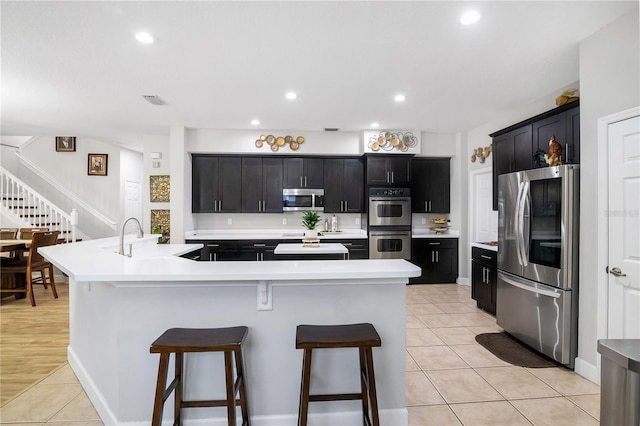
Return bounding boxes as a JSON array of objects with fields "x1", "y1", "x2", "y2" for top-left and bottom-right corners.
[{"x1": 497, "y1": 165, "x2": 580, "y2": 367}]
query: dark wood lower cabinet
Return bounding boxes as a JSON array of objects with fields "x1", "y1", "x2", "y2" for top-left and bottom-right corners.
[
  {"x1": 185, "y1": 238, "x2": 368, "y2": 261},
  {"x1": 471, "y1": 247, "x2": 497, "y2": 314},
  {"x1": 410, "y1": 238, "x2": 458, "y2": 284}
]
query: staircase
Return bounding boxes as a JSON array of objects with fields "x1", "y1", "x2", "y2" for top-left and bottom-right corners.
[{"x1": 1, "y1": 167, "x2": 77, "y2": 243}]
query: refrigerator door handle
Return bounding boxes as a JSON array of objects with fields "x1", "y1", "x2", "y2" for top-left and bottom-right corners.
[
  {"x1": 522, "y1": 181, "x2": 531, "y2": 265},
  {"x1": 516, "y1": 180, "x2": 529, "y2": 266},
  {"x1": 498, "y1": 272, "x2": 560, "y2": 299},
  {"x1": 514, "y1": 181, "x2": 524, "y2": 265}
]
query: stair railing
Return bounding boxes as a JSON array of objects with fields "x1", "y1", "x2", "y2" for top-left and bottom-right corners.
[
  {"x1": 13, "y1": 152, "x2": 117, "y2": 231},
  {"x1": 1, "y1": 167, "x2": 78, "y2": 242}
]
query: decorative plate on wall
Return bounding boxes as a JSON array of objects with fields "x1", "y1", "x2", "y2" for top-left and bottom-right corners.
[
  {"x1": 150, "y1": 209, "x2": 170, "y2": 234},
  {"x1": 150, "y1": 175, "x2": 170, "y2": 202}
]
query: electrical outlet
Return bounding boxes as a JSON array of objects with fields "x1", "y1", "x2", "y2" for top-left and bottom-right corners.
[
  {"x1": 421, "y1": 218, "x2": 426, "y2": 224},
  {"x1": 282, "y1": 218, "x2": 287, "y2": 225},
  {"x1": 227, "y1": 218, "x2": 233, "y2": 225},
  {"x1": 355, "y1": 217, "x2": 360, "y2": 225}
]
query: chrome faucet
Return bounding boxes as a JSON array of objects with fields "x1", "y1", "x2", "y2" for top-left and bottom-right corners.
[{"x1": 118, "y1": 217, "x2": 144, "y2": 256}]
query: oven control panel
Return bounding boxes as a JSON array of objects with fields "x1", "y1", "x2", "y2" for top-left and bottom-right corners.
[{"x1": 369, "y1": 188, "x2": 411, "y2": 197}]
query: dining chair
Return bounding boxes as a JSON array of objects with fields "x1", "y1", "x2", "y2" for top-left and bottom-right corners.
[
  {"x1": 1, "y1": 231, "x2": 60, "y2": 306},
  {"x1": 0, "y1": 228, "x2": 19, "y2": 260},
  {"x1": 18, "y1": 228, "x2": 49, "y2": 240}
]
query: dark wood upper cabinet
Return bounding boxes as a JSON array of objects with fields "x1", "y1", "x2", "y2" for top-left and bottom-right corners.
[
  {"x1": 192, "y1": 155, "x2": 242, "y2": 213},
  {"x1": 411, "y1": 158, "x2": 451, "y2": 213},
  {"x1": 283, "y1": 157, "x2": 324, "y2": 188},
  {"x1": 241, "y1": 157, "x2": 283, "y2": 213},
  {"x1": 324, "y1": 158, "x2": 364, "y2": 213},
  {"x1": 490, "y1": 102, "x2": 580, "y2": 210},
  {"x1": 366, "y1": 155, "x2": 412, "y2": 186}
]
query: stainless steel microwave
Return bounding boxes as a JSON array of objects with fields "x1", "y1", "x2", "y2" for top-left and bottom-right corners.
[{"x1": 282, "y1": 188, "x2": 324, "y2": 211}]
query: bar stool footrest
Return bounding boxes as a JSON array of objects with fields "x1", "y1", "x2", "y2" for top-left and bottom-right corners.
[
  {"x1": 182, "y1": 399, "x2": 243, "y2": 408},
  {"x1": 309, "y1": 392, "x2": 364, "y2": 402}
]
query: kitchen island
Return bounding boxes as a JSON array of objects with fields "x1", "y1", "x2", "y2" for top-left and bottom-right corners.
[{"x1": 39, "y1": 235, "x2": 420, "y2": 426}]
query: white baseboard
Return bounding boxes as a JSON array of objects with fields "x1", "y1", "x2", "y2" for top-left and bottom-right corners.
[
  {"x1": 457, "y1": 277, "x2": 470, "y2": 286},
  {"x1": 574, "y1": 357, "x2": 600, "y2": 385}
]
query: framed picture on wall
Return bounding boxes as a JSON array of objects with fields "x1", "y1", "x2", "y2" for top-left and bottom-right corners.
[
  {"x1": 56, "y1": 136, "x2": 76, "y2": 152},
  {"x1": 88, "y1": 153, "x2": 108, "y2": 176}
]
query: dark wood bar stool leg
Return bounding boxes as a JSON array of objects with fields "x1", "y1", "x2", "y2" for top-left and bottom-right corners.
[
  {"x1": 224, "y1": 351, "x2": 236, "y2": 426},
  {"x1": 152, "y1": 353, "x2": 170, "y2": 426},
  {"x1": 175, "y1": 352, "x2": 183, "y2": 426},
  {"x1": 234, "y1": 349, "x2": 250, "y2": 425},
  {"x1": 364, "y1": 347, "x2": 379, "y2": 426},
  {"x1": 359, "y1": 347, "x2": 370, "y2": 425},
  {"x1": 298, "y1": 348, "x2": 313, "y2": 426}
]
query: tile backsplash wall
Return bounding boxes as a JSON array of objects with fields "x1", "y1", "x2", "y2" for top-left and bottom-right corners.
[{"x1": 193, "y1": 212, "x2": 366, "y2": 231}]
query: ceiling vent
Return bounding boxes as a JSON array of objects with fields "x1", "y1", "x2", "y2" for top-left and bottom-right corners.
[
  {"x1": 142, "y1": 95, "x2": 166, "y2": 106},
  {"x1": 324, "y1": 128, "x2": 339, "y2": 132}
]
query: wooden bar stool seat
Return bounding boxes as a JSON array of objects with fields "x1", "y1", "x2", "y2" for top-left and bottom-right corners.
[
  {"x1": 296, "y1": 323, "x2": 381, "y2": 426},
  {"x1": 150, "y1": 327, "x2": 250, "y2": 426}
]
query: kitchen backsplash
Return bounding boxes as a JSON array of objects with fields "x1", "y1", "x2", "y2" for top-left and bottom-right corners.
[{"x1": 193, "y1": 212, "x2": 367, "y2": 231}]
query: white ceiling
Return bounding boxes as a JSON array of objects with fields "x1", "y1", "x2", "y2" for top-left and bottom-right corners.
[{"x1": 1, "y1": 1, "x2": 636, "y2": 151}]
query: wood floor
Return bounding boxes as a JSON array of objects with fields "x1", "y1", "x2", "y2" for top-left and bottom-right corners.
[{"x1": 0, "y1": 282, "x2": 69, "y2": 405}]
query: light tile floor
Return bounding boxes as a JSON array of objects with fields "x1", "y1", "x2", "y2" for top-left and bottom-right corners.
[
  {"x1": 0, "y1": 284, "x2": 600, "y2": 425},
  {"x1": 406, "y1": 284, "x2": 600, "y2": 426}
]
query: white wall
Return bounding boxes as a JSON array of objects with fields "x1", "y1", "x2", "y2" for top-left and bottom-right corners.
[
  {"x1": 1, "y1": 136, "x2": 134, "y2": 238},
  {"x1": 143, "y1": 134, "x2": 170, "y2": 234},
  {"x1": 577, "y1": 8, "x2": 639, "y2": 378}
]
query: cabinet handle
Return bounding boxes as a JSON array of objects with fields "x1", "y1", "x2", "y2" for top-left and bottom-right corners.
[
  {"x1": 391, "y1": 171, "x2": 395, "y2": 183},
  {"x1": 429, "y1": 242, "x2": 440, "y2": 246},
  {"x1": 344, "y1": 200, "x2": 348, "y2": 211},
  {"x1": 425, "y1": 201, "x2": 428, "y2": 212},
  {"x1": 486, "y1": 269, "x2": 490, "y2": 283},
  {"x1": 342, "y1": 243, "x2": 352, "y2": 246},
  {"x1": 431, "y1": 251, "x2": 434, "y2": 262},
  {"x1": 482, "y1": 267, "x2": 486, "y2": 283},
  {"x1": 304, "y1": 176, "x2": 307, "y2": 187},
  {"x1": 481, "y1": 255, "x2": 493, "y2": 260},
  {"x1": 214, "y1": 253, "x2": 217, "y2": 262},
  {"x1": 218, "y1": 200, "x2": 222, "y2": 211},
  {"x1": 386, "y1": 171, "x2": 390, "y2": 183},
  {"x1": 429, "y1": 201, "x2": 432, "y2": 212},
  {"x1": 210, "y1": 253, "x2": 213, "y2": 261},
  {"x1": 566, "y1": 144, "x2": 572, "y2": 162},
  {"x1": 254, "y1": 243, "x2": 266, "y2": 247},
  {"x1": 436, "y1": 251, "x2": 439, "y2": 263}
]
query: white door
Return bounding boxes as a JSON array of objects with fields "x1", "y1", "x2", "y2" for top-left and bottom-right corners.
[
  {"x1": 607, "y1": 114, "x2": 640, "y2": 339},
  {"x1": 472, "y1": 169, "x2": 498, "y2": 243},
  {"x1": 123, "y1": 180, "x2": 142, "y2": 233}
]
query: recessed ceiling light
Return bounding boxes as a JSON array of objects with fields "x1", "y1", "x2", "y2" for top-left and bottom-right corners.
[
  {"x1": 394, "y1": 94, "x2": 406, "y2": 102},
  {"x1": 135, "y1": 32, "x2": 155, "y2": 44},
  {"x1": 460, "y1": 10, "x2": 480, "y2": 25},
  {"x1": 285, "y1": 92, "x2": 298, "y2": 100},
  {"x1": 370, "y1": 122, "x2": 380, "y2": 128},
  {"x1": 251, "y1": 119, "x2": 260, "y2": 126}
]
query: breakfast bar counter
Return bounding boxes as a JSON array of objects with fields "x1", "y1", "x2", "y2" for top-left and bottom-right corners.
[{"x1": 40, "y1": 236, "x2": 420, "y2": 426}]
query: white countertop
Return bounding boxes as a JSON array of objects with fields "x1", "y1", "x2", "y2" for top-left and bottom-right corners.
[
  {"x1": 39, "y1": 234, "x2": 419, "y2": 283},
  {"x1": 274, "y1": 243, "x2": 348, "y2": 255},
  {"x1": 412, "y1": 229, "x2": 460, "y2": 239},
  {"x1": 186, "y1": 228, "x2": 367, "y2": 240},
  {"x1": 471, "y1": 242, "x2": 498, "y2": 252}
]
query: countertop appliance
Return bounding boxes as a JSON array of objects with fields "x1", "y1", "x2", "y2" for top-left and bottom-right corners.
[
  {"x1": 368, "y1": 187, "x2": 411, "y2": 259},
  {"x1": 282, "y1": 188, "x2": 324, "y2": 212},
  {"x1": 497, "y1": 165, "x2": 579, "y2": 367}
]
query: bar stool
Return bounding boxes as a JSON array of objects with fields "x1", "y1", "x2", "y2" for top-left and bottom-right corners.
[
  {"x1": 150, "y1": 327, "x2": 250, "y2": 426},
  {"x1": 295, "y1": 323, "x2": 381, "y2": 426}
]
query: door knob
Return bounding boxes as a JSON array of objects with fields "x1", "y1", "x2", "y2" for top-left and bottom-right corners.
[{"x1": 606, "y1": 266, "x2": 627, "y2": 277}]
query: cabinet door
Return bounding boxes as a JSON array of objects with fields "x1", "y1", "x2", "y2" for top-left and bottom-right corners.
[
  {"x1": 323, "y1": 158, "x2": 344, "y2": 212},
  {"x1": 565, "y1": 106, "x2": 580, "y2": 164},
  {"x1": 412, "y1": 158, "x2": 450, "y2": 213},
  {"x1": 472, "y1": 261, "x2": 490, "y2": 305},
  {"x1": 217, "y1": 157, "x2": 242, "y2": 213},
  {"x1": 388, "y1": 157, "x2": 411, "y2": 186},
  {"x1": 342, "y1": 159, "x2": 364, "y2": 212},
  {"x1": 512, "y1": 125, "x2": 533, "y2": 171},
  {"x1": 532, "y1": 113, "x2": 566, "y2": 166},
  {"x1": 192, "y1": 156, "x2": 218, "y2": 213},
  {"x1": 492, "y1": 126, "x2": 532, "y2": 210},
  {"x1": 304, "y1": 158, "x2": 324, "y2": 188},
  {"x1": 409, "y1": 239, "x2": 431, "y2": 284},
  {"x1": 283, "y1": 158, "x2": 304, "y2": 188},
  {"x1": 262, "y1": 158, "x2": 283, "y2": 212},
  {"x1": 241, "y1": 157, "x2": 263, "y2": 212},
  {"x1": 430, "y1": 247, "x2": 457, "y2": 283},
  {"x1": 430, "y1": 159, "x2": 450, "y2": 213},
  {"x1": 366, "y1": 157, "x2": 390, "y2": 186}
]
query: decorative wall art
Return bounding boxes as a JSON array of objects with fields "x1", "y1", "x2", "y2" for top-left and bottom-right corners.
[
  {"x1": 150, "y1": 175, "x2": 170, "y2": 202},
  {"x1": 56, "y1": 136, "x2": 76, "y2": 152},
  {"x1": 87, "y1": 153, "x2": 108, "y2": 176},
  {"x1": 255, "y1": 134, "x2": 305, "y2": 152},
  {"x1": 471, "y1": 145, "x2": 492, "y2": 163},
  {"x1": 367, "y1": 132, "x2": 417, "y2": 152},
  {"x1": 150, "y1": 209, "x2": 170, "y2": 234}
]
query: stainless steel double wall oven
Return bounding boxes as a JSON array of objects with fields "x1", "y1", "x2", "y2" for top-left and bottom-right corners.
[{"x1": 368, "y1": 188, "x2": 411, "y2": 259}]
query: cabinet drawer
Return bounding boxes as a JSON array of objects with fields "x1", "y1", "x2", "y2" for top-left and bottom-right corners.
[
  {"x1": 419, "y1": 239, "x2": 457, "y2": 249},
  {"x1": 472, "y1": 247, "x2": 497, "y2": 266}
]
